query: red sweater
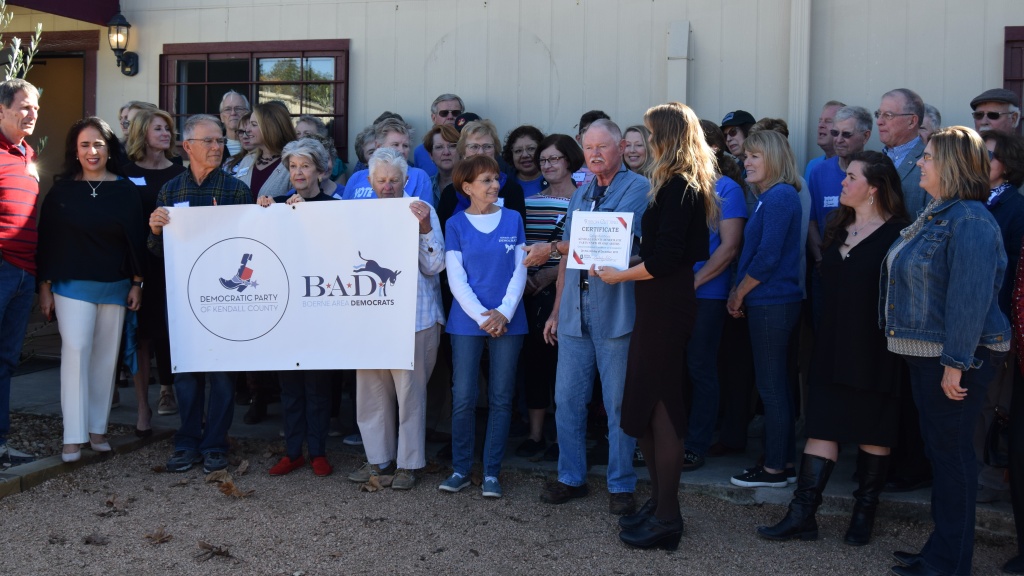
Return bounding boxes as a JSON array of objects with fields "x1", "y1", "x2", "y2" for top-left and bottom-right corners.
[{"x1": 0, "y1": 132, "x2": 38, "y2": 275}]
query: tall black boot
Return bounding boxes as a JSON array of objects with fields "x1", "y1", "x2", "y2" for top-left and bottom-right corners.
[
  {"x1": 844, "y1": 449, "x2": 890, "y2": 546},
  {"x1": 757, "y1": 453, "x2": 835, "y2": 541}
]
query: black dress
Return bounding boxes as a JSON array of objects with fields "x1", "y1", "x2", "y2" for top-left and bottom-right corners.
[
  {"x1": 122, "y1": 162, "x2": 186, "y2": 339},
  {"x1": 621, "y1": 177, "x2": 709, "y2": 439},
  {"x1": 805, "y1": 219, "x2": 905, "y2": 446}
]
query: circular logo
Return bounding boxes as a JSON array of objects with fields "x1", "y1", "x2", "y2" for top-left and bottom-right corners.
[{"x1": 186, "y1": 237, "x2": 289, "y2": 341}]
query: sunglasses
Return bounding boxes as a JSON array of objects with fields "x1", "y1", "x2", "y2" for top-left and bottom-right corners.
[
  {"x1": 829, "y1": 129, "x2": 855, "y2": 139},
  {"x1": 972, "y1": 111, "x2": 1013, "y2": 121},
  {"x1": 724, "y1": 128, "x2": 740, "y2": 138},
  {"x1": 436, "y1": 109, "x2": 462, "y2": 118}
]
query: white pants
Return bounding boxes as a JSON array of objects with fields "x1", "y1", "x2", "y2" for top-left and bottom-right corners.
[
  {"x1": 356, "y1": 323, "x2": 441, "y2": 469},
  {"x1": 54, "y1": 294, "x2": 125, "y2": 444}
]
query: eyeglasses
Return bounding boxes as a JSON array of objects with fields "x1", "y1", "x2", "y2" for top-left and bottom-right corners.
[
  {"x1": 186, "y1": 137, "x2": 228, "y2": 147},
  {"x1": 120, "y1": 120, "x2": 130, "y2": 128},
  {"x1": 972, "y1": 111, "x2": 1013, "y2": 121},
  {"x1": 874, "y1": 111, "x2": 915, "y2": 121},
  {"x1": 220, "y1": 106, "x2": 248, "y2": 114},
  {"x1": 513, "y1": 146, "x2": 538, "y2": 157},
  {"x1": 829, "y1": 129, "x2": 855, "y2": 139},
  {"x1": 724, "y1": 128, "x2": 740, "y2": 138},
  {"x1": 539, "y1": 155, "x2": 565, "y2": 166},
  {"x1": 466, "y1": 143, "x2": 495, "y2": 153},
  {"x1": 436, "y1": 109, "x2": 462, "y2": 118}
]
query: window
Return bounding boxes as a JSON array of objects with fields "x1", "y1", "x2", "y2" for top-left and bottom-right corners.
[{"x1": 160, "y1": 40, "x2": 350, "y2": 159}]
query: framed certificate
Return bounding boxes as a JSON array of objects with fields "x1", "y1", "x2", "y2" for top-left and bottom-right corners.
[{"x1": 566, "y1": 211, "x2": 634, "y2": 271}]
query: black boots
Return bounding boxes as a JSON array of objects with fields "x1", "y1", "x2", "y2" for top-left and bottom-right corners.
[
  {"x1": 757, "y1": 453, "x2": 835, "y2": 541},
  {"x1": 845, "y1": 450, "x2": 890, "y2": 546}
]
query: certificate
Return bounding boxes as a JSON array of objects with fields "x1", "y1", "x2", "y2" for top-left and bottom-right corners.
[{"x1": 566, "y1": 211, "x2": 634, "y2": 270}]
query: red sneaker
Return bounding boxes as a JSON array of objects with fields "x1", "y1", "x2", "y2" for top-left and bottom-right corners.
[
  {"x1": 269, "y1": 455, "x2": 305, "y2": 476},
  {"x1": 311, "y1": 456, "x2": 333, "y2": 477}
]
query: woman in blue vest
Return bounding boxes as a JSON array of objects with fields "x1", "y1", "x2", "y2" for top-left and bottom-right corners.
[{"x1": 439, "y1": 154, "x2": 527, "y2": 499}]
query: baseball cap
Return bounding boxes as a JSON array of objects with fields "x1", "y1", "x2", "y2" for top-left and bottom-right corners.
[
  {"x1": 721, "y1": 110, "x2": 756, "y2": 128},
  {"x1": 454, "y1": 112, "x2": 481, "y2": 132}
]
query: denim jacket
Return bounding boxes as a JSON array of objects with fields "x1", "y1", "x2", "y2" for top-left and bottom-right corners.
[{"x1": 879, "y1": 197, "x2": 1010, "y2": 371}]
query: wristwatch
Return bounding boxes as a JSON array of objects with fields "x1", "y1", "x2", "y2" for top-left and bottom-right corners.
[
  {"x1": 131, "y1": 280, "x2": 144, "y2": 289},
  {"x1": 549, "y1": 241, "x2": 562, "y2": 260}
]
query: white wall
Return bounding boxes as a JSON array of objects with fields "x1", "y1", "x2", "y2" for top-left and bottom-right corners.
[{"x1": 10, "y1": 0, "x2": 1024, "y2": 166}]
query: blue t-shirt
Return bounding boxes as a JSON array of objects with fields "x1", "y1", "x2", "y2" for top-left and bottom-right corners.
[
  {"x1": 803, "y1": 154, "x2": 825, "y2": 184},
  {"x1": 694, "y1": 176, "x2": 747, "y2": 300},
  {"x1": 735, "y1": 183, "x2": 803, "y2": 306},
  {"x1": 340, "y1": 166, "x2": 434, "y2": 206},
  {"x1": 516, "y1": 174, "x2": 545, "y2": 198},
  {"x1": 413, "y1": 144, "x2": 438, "y2": 178},
  {"x1": 807, "y1": 156, "x2": 845, "y2": 233},
  {"x1": 444, "y1": 208, "x2": 528, "y2": 336}
]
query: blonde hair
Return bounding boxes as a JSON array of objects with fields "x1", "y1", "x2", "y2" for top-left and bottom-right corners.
[
  {"x1": 928, "y1": 126, "x2": 989, "y2": 202},
  {"x1": 456, "y1": 119, "x2": 501, "y2": 159},
  {"x1": 623, "y1": 125, "x2": 654, "y2": 176},
  {"x1": 643, "y1": 103, "x2": 721, "y2": 228},
  {"x1": 126, "y1": 108, "x2": 176, "y2": 163},
  {"x1": 742, "y1": 130, "x2": 802, "y2": 193}
]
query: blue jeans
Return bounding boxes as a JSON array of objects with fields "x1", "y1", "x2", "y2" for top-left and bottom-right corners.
[
  {"x1": 0, "y1": 260, "x2": 34, "y2": 445},
  {"x1": 173, "y1": 371, "x2": 235, "y2": 454},
  {"x1": 279, "y1": 370, "x2": 331, "y2": 459},
  {"x1": 450, "y1": 334, "x2": 524, "y2": 477},
  {"x1": 747, "y1": 302, "x2": 800, "y2": 470},
  {"x1": 686, "y1": 298, "x2": 727, "y2": 456},
  {"x1": 554, "y1": 296, "x2": 636, "y2": 493},
  {"x1": 905, "y1": 348, "x2": 997, "y2": 576}
]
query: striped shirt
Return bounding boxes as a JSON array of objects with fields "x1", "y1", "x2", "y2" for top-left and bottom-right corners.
[
  {"x1": 0, "y1": 133, "x2": 37, "y2": 275},
  {"x1": 883, "y1": 136, "x2": 922, "y2": 169},
  {"x1": 524, "y1": 195, "x2": 570, "y2": 271}
]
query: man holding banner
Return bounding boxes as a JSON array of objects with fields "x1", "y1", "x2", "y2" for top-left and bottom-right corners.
[{"x1": 147, "y1": 114, "x2": 253, "y2": 474}]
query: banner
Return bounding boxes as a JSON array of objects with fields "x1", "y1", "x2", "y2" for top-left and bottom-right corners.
[{"x1": 163, "y1": 199, "x2": 419, "y2": 372}]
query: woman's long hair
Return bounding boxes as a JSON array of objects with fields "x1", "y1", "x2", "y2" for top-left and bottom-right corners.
[
  {"x1": 251, "y1": 101, "x2": 297, "y2": 158},
  {"x1": 698, "y1": 119, "x2": 745, "y2": 185},
  {"x1": 644, "y1": 102, "x2": 720, "y2": 228},
  {"x1": 126, "y1": 108, "x2": 177, "y2": 163},
  {"x1": 55, "y1": 117, "x2": 123, "y2": 182},
  {"x1": 929, "y1": 126, "x2": 990, "y2": 202},
  {"x1": 822, "y1": 151, "x2": 908, "y2": 249}
]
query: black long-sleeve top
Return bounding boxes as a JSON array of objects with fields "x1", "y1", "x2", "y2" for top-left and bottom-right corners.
[
  {"x1": 639, "y1": 176, "x2": 709, "y2": 278},
  {"x1": 36, "y1": 178, "x2": 147, "y2": 283}
]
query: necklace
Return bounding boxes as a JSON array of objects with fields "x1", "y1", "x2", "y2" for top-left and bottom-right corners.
[
  {"x1": 256, "y1": 154, "x2": 279, "y2": 166},
  {"x1": 850, "y1": 218, "x2": 881, "y2": 237},
  {"x1": 85, "y1": 179, "x2": 103, "y2": 198}
]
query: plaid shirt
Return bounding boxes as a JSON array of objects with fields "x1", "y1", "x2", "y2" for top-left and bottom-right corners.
[
  {"x1": 147, "y1": 168, "x2": 252, "y2": 256},
  {"x1": 416, "y1": 203, "x2": 446, "y2": 331}
]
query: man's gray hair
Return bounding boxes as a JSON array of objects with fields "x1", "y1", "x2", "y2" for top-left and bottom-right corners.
[
  {"x1": 220, "y1": 90, "x2": 250, "y2": 111},
  {"x1": 1010, "y1": 103, "x2": 1022, "y2": 129},
  {"x1": 835, "y1": 106, "x2": 873, "y2": 134},
  {"x1": 182, "y1": 114, "x2": 223, "y2": 140},
  {"x1": 882, "y1": 88, "x2": 925, "y2": 128},
  {"x1": 282, "y1": 137, "x2": 329, "y2": 175},
  {"x1": 0, "y1": 79, "x2": 38, "y2": 107},
  {"x1": 585, "y1": 118, "x2": 623, "y2": 141},
  {"x1": 368, "y1": 147, "x2": 408, "y2": 181},
  {"x1": 431, "y1": 93, "x2": 464, "y2": 115},
  {"x1": 922, "y1": 104, "x2": 941, "y2": 128},
  {"x1": 374, "y1": 117, "x2": 414, "y2": 145}
]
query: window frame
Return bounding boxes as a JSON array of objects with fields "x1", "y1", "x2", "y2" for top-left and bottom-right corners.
[{"x1": 159, "y1": 39, "x2": 350, "y2": 160}]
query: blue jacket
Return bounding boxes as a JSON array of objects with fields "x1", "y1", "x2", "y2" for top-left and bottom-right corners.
[
  {"x1": 879, "y1": 197, "x2": 1010, "y2": 371},
  {"x1": 895, "y1": 138, "x2": 927, "y2": 217},
  {"x1": 735, "y1": 183, "x2": 804, "y2": 306}
]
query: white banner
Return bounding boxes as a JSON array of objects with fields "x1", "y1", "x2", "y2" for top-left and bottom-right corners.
[{"x1": 163, "y1": 199, "x2": 419, "y2": 372}]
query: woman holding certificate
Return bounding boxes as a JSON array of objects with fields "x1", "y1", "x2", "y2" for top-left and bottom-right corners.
[{"x1": 592, "y1": 102, "x2": 717, "y2": 549}]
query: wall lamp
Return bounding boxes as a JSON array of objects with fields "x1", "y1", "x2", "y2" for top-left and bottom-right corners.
[{"x1": 107, "y1": 12, "x2": 138, "y2": 77}]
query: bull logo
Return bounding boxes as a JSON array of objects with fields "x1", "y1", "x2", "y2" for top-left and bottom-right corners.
[
  {"x1": 220, "y1": 253, "x2": 259, "y2": 292},
  {"x1": 352, "y1": 251, "x2": 401, "y2": 296}
]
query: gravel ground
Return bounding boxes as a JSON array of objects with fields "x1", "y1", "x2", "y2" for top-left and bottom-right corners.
[
  {"x1": 3, "y1": 413, "x2": 133, "y2": 462},
  {"x1": 0, "y1": 435, "x2": 1017, "y2": 576}
]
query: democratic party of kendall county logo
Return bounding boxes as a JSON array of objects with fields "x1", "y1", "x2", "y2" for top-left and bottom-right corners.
[{"x1": 187, "y1": 237, "x2": 289, "y2": 341}]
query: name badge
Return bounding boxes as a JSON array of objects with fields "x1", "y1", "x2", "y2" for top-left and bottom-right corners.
[
  {"x1": 235, "y1": 167, "x2": 249, "y2": 177},
  {"x1": 174, "y1": 201, "x2": 190, "y2": 208},
  {"x1": 129, "y1": 176, "x2": 147, "y2": 186},
  {"x1": 823, "y1": 196, "x2": 839, "y2": 208}
]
